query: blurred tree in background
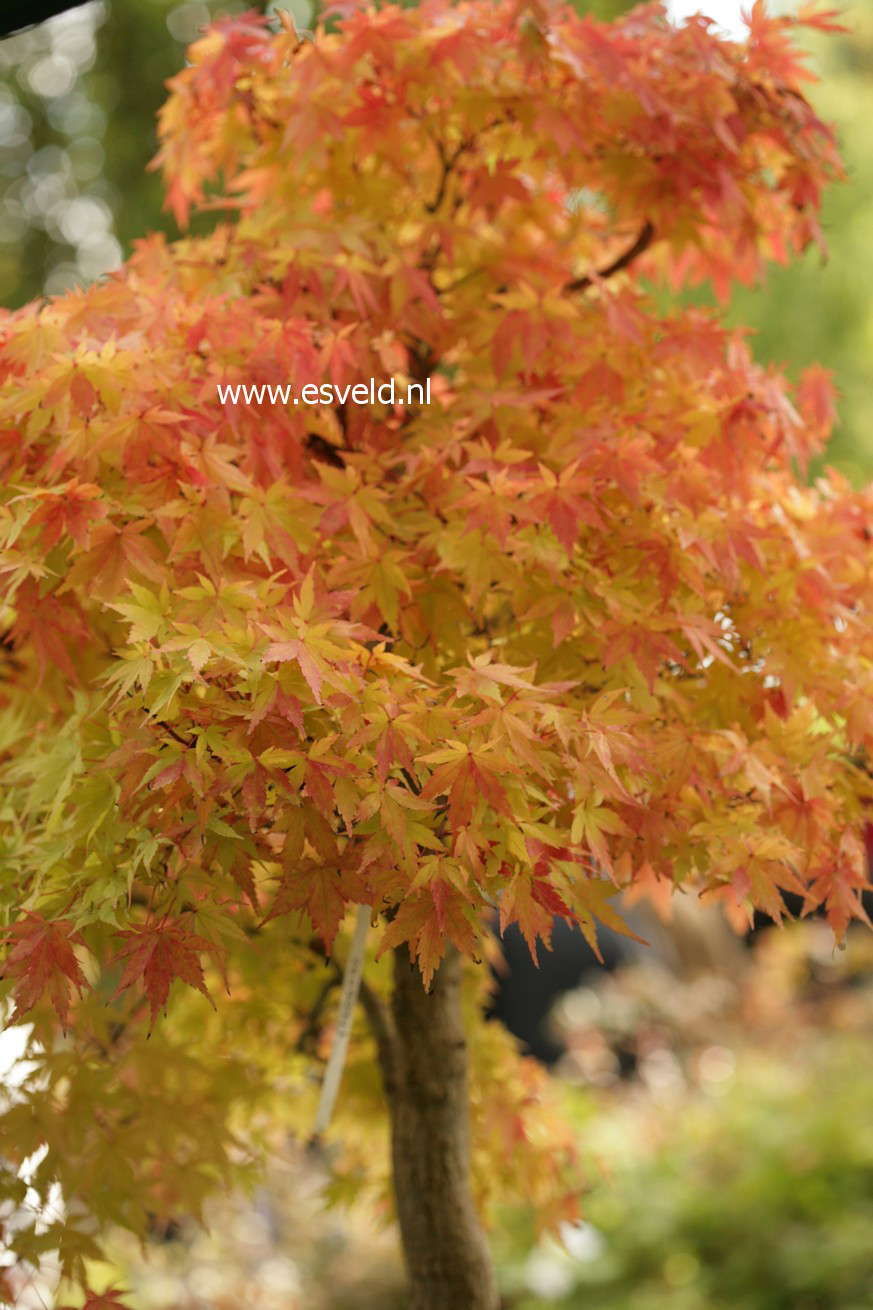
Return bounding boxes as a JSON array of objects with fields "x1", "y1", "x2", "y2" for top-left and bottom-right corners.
[{"x1": 0, "y1": 0, "x2": 251, "y2": 304}]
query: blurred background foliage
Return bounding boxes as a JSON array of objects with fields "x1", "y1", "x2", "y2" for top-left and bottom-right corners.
[
  {"x1": 496, "y1": 922, "x2": 873, "y2": 1309},
  {"x1": 0, "y1": 0, "x2": 870, "y2": 475},
  {"x1": 722, "y1": 4, "x2": 873, "y2": 483}
]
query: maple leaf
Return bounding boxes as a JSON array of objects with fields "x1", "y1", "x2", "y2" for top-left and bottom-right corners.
[
  {"x1": 374, "y1": 721, "x2": 415, "y2": 785},
  {"x1": 58, "y1": 1288, "x2": 131, "y2": 1310},
  {"x1": 109, "y1": 921, "x2": 222, "y2": 1029},
  {"x1": 266, "y1": 864, "x2": 348, "y2": 953},
  {"x1": 430, "y1": 878, "x2": 479, "y2": 958},
  {"x1": 806, "y1": 830, "x2": 873, "y2": 943},
  {"x1": 570, "y1": 796, "x2": 630, "y2": 873},
  {"x1": 527, "y1": 462, "x2": 604, "y2": 554},
  {"x1": 375, "y1": 895, "x2": 434, "y2": 966},
  {"x1": 499, "y1": 875, "x2": 555, "y2": 964},
  {"x1": 1, "y1": 913, "x2": 91, "y2": 1030},
  {"x1": 570, "y1": 875, "x2": 647, "y2": 960},
  {"x1": 419, "y1": 744, "x2": 512, "y2": 831},
  {"x1": 263, "y1": 636, "x2": 324, "y2": 702}
]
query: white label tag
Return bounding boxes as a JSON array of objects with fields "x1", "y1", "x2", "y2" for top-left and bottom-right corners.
[{"x1": 311, "y1": 904, "x2": 370, "y2": 1139}]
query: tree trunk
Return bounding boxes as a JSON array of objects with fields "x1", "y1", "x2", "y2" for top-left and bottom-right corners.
[{"x1": 365, "y1": 944, "x2": 499, "y2": 1310}]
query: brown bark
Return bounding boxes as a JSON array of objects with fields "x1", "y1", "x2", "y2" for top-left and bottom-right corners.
[{"x1": 363, "y1": 945, "x2": 499, "y2": 1310}]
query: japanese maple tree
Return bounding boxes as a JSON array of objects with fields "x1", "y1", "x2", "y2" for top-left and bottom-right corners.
[{"x1": 0, "y1": 1, "x2": 868, "y2": 1307}]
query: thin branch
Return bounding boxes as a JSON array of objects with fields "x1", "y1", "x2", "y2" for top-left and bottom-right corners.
[
  {"x1": 294, "y1": 965, "x2": 342, "y2": 1053},
  {"x1": 305, "y1": 432, "x2": 347, "y2": 469},
  {"x1": 403, "y1": 339, "x2": 437, "y2": 408},
  {"x1": 156, "y1": 719, "x2": 191, "y2": 748},
  {"x1": 425, "y1": 138, "x2": 471, "y2": 215},
  {"x1": 566, "y1": 219, "x2": 655, "y2": 293}
]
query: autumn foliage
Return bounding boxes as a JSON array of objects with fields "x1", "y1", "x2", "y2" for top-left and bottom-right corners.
[{"x1": 0, "y1": 0, "x2": 869, "y2": 1304}]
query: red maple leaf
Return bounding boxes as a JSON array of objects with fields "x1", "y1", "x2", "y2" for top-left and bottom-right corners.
[
  {"x1": 531, "y1": 876, "x2": 573, "y2": 919},
  {"x1": 109, "y1": 921, "x2": 222, "y2": 1029},
  {"x1": 59, "y1": 1288, "x2": 131, "y2": 1310},
  {"x1": 1, "y1": 913, "x2": 90, "y2": 1030}
]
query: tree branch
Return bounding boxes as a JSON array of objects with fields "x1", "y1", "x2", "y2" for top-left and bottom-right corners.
[
  {"x1": 294, "y1": 965, "x2": 342, "y2": 1053},
  {"x1": 305, "y1": 432, "x2": 347, "y2": 468},
  {"x1": 1, "y1": 1, "x2": 91, "y2": 37},
  {"x1": 425, "y1": 138, "x2": 471, "y2": 215},
  {"x1": 156, "y1": 719, "x2": 191, "y2": 748},
  {"x1": 566, "y1": 219, "x2": 655, "y2": 293}
]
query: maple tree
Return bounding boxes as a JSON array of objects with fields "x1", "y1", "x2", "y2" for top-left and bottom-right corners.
[{"x1": 0, "y1": 1, "x2": 869, "y2": 1306}]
